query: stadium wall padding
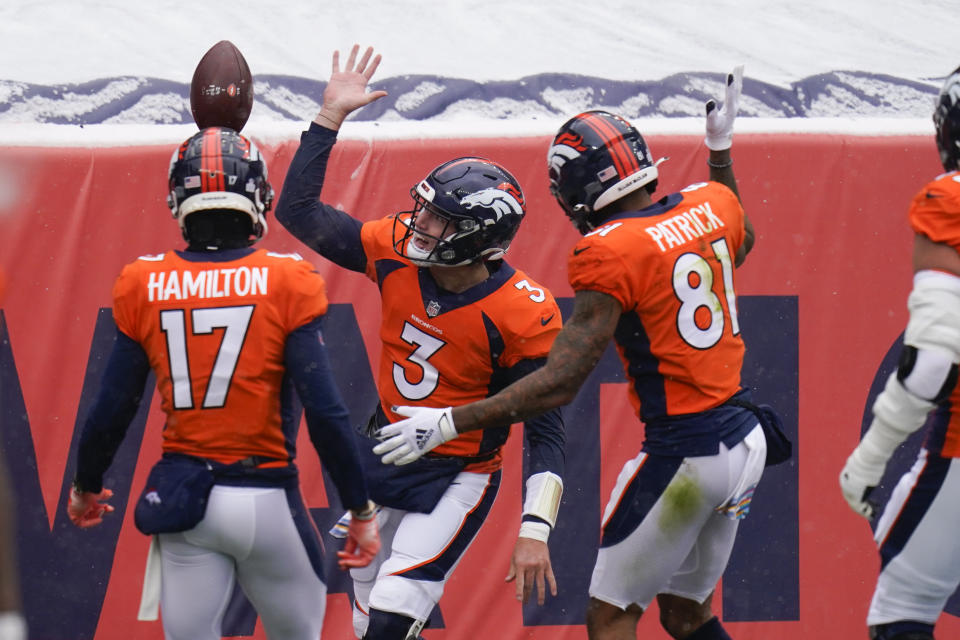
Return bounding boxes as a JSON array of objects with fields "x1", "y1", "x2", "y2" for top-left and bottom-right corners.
[{"x1": 1, "y1": 130, "x2": 955, "y2": 639}]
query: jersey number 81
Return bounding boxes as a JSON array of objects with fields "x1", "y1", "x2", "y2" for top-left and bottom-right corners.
[{"x1": 673, "y1": 238, "x2": 740, "y2": 349}]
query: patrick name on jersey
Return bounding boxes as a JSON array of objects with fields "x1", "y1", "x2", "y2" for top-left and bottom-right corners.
[
  {"x1": 142, "y1": 256, "x2": 269, "y2": 302},
  {"x1": 642, "y1": 189, "x2": 728, "y2": 253}
]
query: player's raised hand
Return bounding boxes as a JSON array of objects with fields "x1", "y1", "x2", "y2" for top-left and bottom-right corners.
[
  {"x1": 67, "y1": 486, "x2": 115, "y2": 528},
  {"x1": 705, "y1": 65, "x2": 744, "y2": 151},
  {"x1": 373, "y1": 406, "x2": 458, "y2": 465},
  {"x1": 314, "y1": 44, "x2": 388, "y2": 130}
]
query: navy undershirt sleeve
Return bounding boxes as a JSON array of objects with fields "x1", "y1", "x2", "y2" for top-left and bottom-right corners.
[
  {"x1": 508, "y1": 357, "x2": 565, "y2": 474},
  {"x1": 75, "y1": 329, "x2": 151, "y2": 493},
  {"x1": 273, "y1": 123, "x2": 368, "y2": 273},
  {"x1": 285, "y1": 316, "x2": 369, "y2": 510},
  {"x1": 511, "y1": 358, "x2": 566, "y2": 525}
]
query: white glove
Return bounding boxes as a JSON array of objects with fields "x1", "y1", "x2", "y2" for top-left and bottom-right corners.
[
  {"x1": 373, "y1": 406, "x2": 458, "y2": 465},
  {"x1": 705, "y1": 65, "x2": 744, "y2": 150},
  {"x1": 839, "y1": 446, "x2": 885, "y2": 520}
]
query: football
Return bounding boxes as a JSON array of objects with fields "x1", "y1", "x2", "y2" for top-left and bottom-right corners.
[{"x1": 189, "y1": 40, "x2": 254, "y2": 132}]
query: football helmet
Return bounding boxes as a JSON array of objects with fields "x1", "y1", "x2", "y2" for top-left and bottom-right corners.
[
  {"x1": 934, "y1": 66, "x2": 960, "y2": 172},
  {"x1": 167, "y1": 126, "x2": 274, "y2": 244},
  {"x1": 547, "y1": 110, "x2": 660, "y2": 234},
  {"x1": 392, "y1": 157, "x2": 525, "y2": 266}
]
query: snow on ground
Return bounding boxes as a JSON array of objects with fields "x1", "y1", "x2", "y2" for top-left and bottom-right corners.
[{"x1": 1, "y1": 0, "x2": 958, "y2": 143}]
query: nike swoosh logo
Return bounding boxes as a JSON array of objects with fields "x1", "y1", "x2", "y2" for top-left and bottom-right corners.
[
  {"x1": 541, "y1": 314, "x2": 555, "y2": 326},
  {"x1": 573, "y1": 246, "x2": 590, "y2": 255},
  {"x1": 926, "y1": 192, "x2": 944, "y2": 198}
]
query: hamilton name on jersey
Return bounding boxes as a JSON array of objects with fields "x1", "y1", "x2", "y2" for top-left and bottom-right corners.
[
  {"x1": 643, "y1": 198, "x2": 727, "y2": 253},
  {"x1": 146, "y1": 265, "x2": 268, "y2": 302}
]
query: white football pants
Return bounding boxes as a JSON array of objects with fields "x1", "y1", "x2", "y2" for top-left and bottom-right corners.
[
  {"x1": 157, "y1": 485, "x2": 326, "y2": 640},
  {"x1": 869, "y1": 449, "x2": 960, "y2": 626},
  {"x1": 589, "y1": 424, "x2": 766, "y2": 610},
  {"x1": 350, "y1": 470, "x2": 499, "y2": 638}
]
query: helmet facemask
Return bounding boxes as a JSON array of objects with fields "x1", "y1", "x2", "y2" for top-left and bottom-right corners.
[
  {"x1": 549, "y1": 161, "x2": 605, "y2": 235},
  {"x1": 396, "y1": 200, "x2": 472, "y2": 266}
]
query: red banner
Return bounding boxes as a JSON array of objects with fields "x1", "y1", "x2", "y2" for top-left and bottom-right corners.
[{"x1": 1, "y1": 129, "x2": 954, "y2": 638}]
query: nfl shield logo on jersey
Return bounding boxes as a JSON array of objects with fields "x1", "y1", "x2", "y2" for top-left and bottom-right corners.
[{"x1": 426, "y1": 300, "x2": 441, "y2": 317}]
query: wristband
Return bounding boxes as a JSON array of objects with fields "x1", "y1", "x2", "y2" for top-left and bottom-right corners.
[
  {"x1": 351, "y1": 500, "x2": 378, "y2": 521},
  {"x1": 518, "y1": 521, "x2": 551, "y2": 543},
  {"x1": 313, "y1": 112, "x2": 342, "y2": 130},
  {"x1": 522, "y1": 471, "x2": 563, "y2": 527},
  {"x1": 707, "y1": 158, "x2": 733, "y2": 169}
]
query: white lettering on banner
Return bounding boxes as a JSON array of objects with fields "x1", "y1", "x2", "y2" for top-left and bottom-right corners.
[
  {"x1": 644, "y1": 202, "x2": 726, "y2": 253},
  {"x1": 147, "y1": 267, "x2": 269, "y2": 301}
]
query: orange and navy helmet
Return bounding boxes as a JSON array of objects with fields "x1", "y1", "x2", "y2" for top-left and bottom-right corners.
[
  {"x1": 393, "y1": 157, "x2": 526, "y2": 266},
  {"x1": 547, "y1": 110, "x2": 659, "y2": 234},
  {"x1": 166, "y1": 126, "x2": 274, "y2": 243}
]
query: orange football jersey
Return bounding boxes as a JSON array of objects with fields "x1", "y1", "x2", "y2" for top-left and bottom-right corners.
[
  {"x1": 909, "y1": 170, "x2": 960, "y2": 457},
  {"x1": 111, "y1": 249, "x2": 328, "y2": 463},
  {"x1": 360, "y1": 216, "x2": 561, "y2": 470},
  {"x1": 568, "y1": 181, "x2": 746, "y2": 422},
  {"x1": 909, "y1": 170, "x2": 960, "y2": 252}
]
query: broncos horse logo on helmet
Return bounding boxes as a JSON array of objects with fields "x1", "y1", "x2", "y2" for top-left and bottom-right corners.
[
  {"x1": 393, "y1": 157, "x2": 526, "y2": 266},
  {"x1": 459, "y1": 185, "x2": 524, "y2": 220},
  {"x1": 167, "y1": 126, "x2": 274, "y2": 246},
  {"x1": 547, "y1": 131, "x2": 589, "y2": 178},
  {"x1": 548, "y1": 110, "x2": 662, "y2": 234}
]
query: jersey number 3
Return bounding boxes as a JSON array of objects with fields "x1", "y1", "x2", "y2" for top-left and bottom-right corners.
[
  {"x1": 160, "y1": 305, "x2": 255, "y2": 409},
  {"x1": 393, "y1": 322, "x2": 445, "y2": 401},
  {"x1": 673, "y1": 238, "x2": 739, "y2": 349}
]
